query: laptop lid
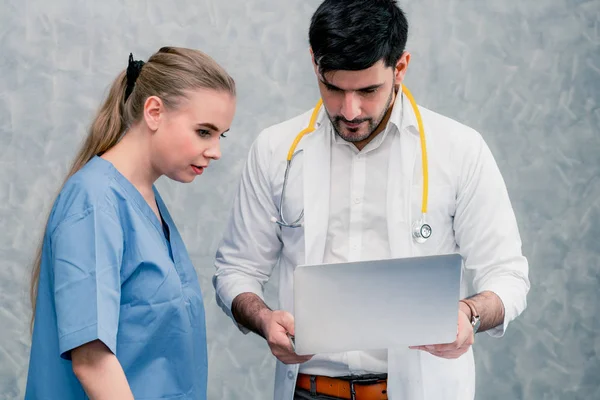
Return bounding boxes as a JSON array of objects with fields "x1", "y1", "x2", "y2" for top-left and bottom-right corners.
[{"x1": 293, "y1": 253, "x2": 462, "y2": 355}]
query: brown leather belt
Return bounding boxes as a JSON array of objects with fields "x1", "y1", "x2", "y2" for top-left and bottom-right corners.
[{"x1": 296, "y1": 373, "x2": 388, "y2": 400}]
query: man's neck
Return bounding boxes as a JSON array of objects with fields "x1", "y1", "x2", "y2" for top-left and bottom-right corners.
[{"x1": 352, "y1": 91, "x2": 397, "y2": 151}]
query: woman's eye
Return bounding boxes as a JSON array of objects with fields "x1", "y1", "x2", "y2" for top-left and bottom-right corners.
[
  {"x1": 197, "y1": 129, "x2": 211, "y2": 137},
  {"x1": 220, "y1": 133, "x2": 227, "y2": 138}
]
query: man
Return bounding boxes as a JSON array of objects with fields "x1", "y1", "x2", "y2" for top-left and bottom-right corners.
[{"x1": 213, "y1": 1, "x2": 530, "y2": 399}]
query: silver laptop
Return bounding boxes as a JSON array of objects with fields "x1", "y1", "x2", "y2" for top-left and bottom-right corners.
[{"x1": 293, "y1": 253, "x2": 462, "y2": 356}]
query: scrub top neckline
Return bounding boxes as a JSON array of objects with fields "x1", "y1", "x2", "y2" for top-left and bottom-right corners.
[{"x1": 91, "y1": 156, "x2": 173, "y2": 253}]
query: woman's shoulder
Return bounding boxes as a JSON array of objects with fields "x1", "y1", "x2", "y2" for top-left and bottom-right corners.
[{"x1": 47, "y1": 157, "x2": 123, "y2": 234}]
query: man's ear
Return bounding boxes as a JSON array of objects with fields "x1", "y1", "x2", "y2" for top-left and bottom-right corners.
[{"x1": 394, "y1": 51, "x2": 411, "y2": 85}]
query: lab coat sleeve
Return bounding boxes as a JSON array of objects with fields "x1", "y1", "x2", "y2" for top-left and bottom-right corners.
[
  {"x1": 453, "y1": 132, "x2": 530, "y2": 337},
  {"x1": 51, "y1": 206, "x2": 124, "y2": 359},
  {"x1": 213, "y1": 131, "x2": 283, "y2": 332}
]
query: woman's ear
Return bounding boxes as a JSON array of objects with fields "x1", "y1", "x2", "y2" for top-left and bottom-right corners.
[{"x1": 142, "y1": 96, "x2": 164, "y2": 132}]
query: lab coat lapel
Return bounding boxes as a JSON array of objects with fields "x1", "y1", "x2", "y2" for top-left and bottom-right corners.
[
  {"x1": 303, "y1": 125, "x2": 331, "y2": 265},
  {"x1": 386, "y1": 94, "x2": 426, "y2": 400},
  {"x1": 387, "y1": 92, "x2": 419, "y2": 259},
  {"x1": 386, "y1": 130, "x2": 417, "y2": 259}
]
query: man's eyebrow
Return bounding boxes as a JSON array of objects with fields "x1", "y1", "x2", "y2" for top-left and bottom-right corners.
[{"x1": 320, "y1": 79, "x2": 384, "y2": 92}]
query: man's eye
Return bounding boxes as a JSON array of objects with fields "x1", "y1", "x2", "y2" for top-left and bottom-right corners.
[
  {"x1": 360, "y1": 88, "x2": 377, "y2": 95},
  {"x1": 220, "y1": 133, "x2": 227, "y2": 138}
]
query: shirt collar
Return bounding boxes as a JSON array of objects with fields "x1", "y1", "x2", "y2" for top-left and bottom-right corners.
[{"x1": 398, "y1": 88, "x2": 420, "y2": 135}]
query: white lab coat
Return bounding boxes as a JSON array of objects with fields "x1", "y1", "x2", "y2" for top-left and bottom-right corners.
[{"x1": 213, "y1": 93, "x2": 530, "y2": 400}]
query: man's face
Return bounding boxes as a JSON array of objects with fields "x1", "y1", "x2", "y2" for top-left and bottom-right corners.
[{"x1": 315, "y1": 59, "x2": 400, "y2": 144}]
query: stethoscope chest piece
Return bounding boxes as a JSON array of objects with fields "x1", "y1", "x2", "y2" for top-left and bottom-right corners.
[{"x1": 412, "y1": 218, "x2": 432, "y2": 244}]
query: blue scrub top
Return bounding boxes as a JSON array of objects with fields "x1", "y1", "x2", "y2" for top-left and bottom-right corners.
[{"x1": 25, "y1": 156, "x2": 208, "y2": 400}]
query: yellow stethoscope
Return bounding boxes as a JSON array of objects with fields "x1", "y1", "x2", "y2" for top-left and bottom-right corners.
[{"x1": 271, "y1": 84, "x2": 432, "y2": 244}]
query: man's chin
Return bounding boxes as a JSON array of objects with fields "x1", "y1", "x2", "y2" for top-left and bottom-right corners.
[{"x1": 336, "y1": 129, "x2": 371, "y2": 143}]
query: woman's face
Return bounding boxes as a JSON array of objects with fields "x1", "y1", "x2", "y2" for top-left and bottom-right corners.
[{"x1": 148, "y1": 88, "x2": 236, "y2": 183}]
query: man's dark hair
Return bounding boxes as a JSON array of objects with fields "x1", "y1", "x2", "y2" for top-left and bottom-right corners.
[{"x1": 309, "y1": 0, "x2": 409, "y2": 75}]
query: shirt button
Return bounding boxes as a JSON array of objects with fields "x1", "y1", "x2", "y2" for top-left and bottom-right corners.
[
  {"x1": 287, "y1": 371, "x2": 294, "y2": 380},
  {"x1": 354, "y1": 197, "x2": 361, "y2": 204}
]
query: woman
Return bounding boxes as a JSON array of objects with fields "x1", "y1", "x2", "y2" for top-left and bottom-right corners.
[{"x1": 25, "y1": 47, "x2": 236, "y2": 400}]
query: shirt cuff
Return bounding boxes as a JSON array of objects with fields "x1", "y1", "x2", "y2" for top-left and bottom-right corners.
[
  {"x1": 478, "y1": 279, "x2": 528, "y2": 338},
  {"x1": 59, "y1": 323, "x2": 117, "y2": 360}
]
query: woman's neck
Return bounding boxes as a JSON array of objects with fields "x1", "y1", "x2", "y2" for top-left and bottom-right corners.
[{"x1": 101, "y1": 126, "x2": 159, "y2": 201}]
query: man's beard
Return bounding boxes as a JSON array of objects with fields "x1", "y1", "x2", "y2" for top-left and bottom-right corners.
[{"x1": 330, "y1": 87, "x2": 395, "y2": 143}]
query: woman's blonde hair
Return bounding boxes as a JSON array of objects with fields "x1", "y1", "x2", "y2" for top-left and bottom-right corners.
[{"x1": 29, "y1": 47, "x2": 236, "y2": 330}]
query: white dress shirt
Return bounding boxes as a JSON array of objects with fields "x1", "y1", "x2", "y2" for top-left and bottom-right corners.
[{"x1": 299, "y1": 99, "x2": 404, "y2": 376}]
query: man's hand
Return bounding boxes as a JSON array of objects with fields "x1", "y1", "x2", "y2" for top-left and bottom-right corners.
[
  {"x1": 409, "y1": 306, "x2": 474, "y2": 359},
  {"x1": 260, "y1": 310, "x2": 314, "y2": 365},
  {"x1": 231, "y1": 293, "x2": 313, "y2": 365},
  {"x1": 408, "y1": 291, "x2": 505, "y2": 359}
]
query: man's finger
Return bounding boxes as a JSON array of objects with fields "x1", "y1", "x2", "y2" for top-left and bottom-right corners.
[
  {"x1": 411, "y1": 347, "x2": 453, "y2": 358},
  {"x1": 409, "y1": 345, "x2": 430, "y2": 351},
  {"x1": 277, "y1": 311, "x2": 296, "y2": 336},
  {"x1": 271, "y1": 333, "x2": 313, "y2": 361},
  {"x1": 420, "y1": 346, "x2": 470, "y2": 359},
  {"x1": 280, "y1": 353, "x2": 313, "y2": 365},
  {"x1": 274, "y1": 333, "x2": 295, "y2": 352},
  {"x1": 410, "y1": 344, "x2": 450, "y2": 351},
  {"x1": 411, "y1": 342, "x2": 467, "y2": 353}
]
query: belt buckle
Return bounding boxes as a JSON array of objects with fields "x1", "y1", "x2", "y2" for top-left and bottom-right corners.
[{"x1": 348, "y1": 375, "x2": 386, "y2": 400}]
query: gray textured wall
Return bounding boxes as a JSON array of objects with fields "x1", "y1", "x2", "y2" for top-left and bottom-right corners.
[{"x1": 1, "y1": 0, "x2": 598, "y2": 399}]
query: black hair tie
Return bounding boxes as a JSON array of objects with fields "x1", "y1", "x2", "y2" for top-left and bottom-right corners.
[{"x1": 125, "y1": 53, "x2": 145, "y2": 101}]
